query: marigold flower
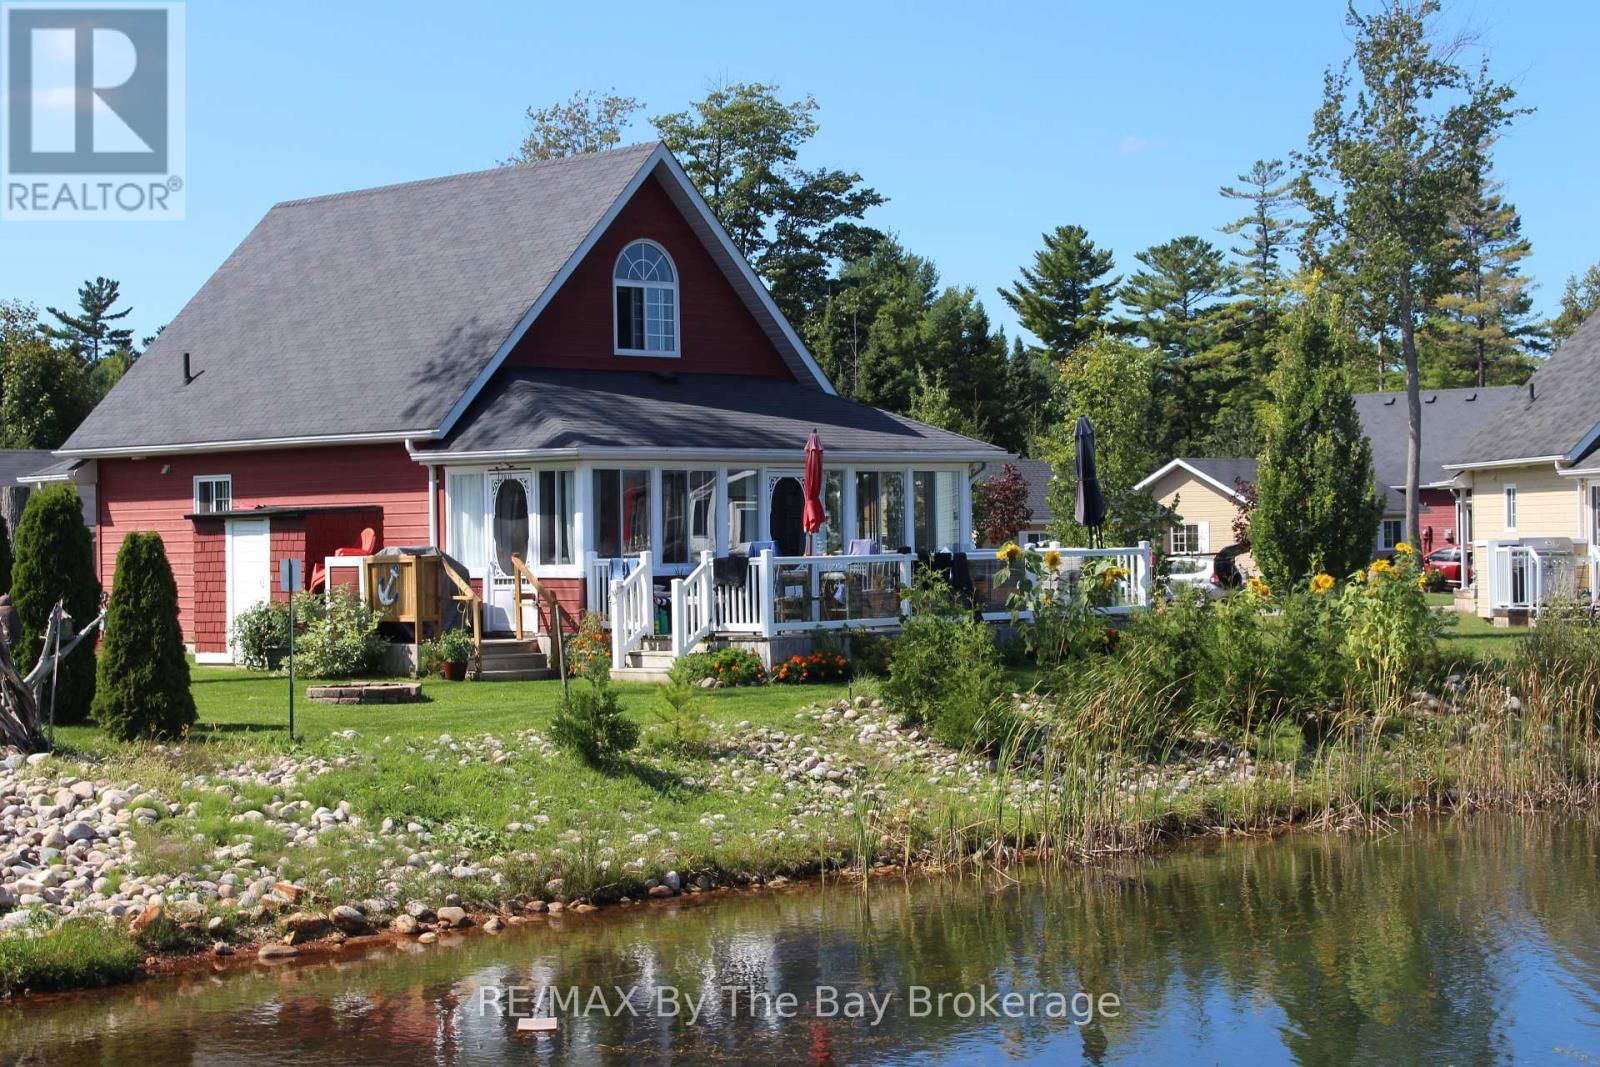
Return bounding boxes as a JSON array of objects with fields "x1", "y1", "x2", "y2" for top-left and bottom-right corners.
[
  {"x1": 1311, "y1": 573, "x2": 1335, "y2": 595},
  {"x1": 998, "y1": 542, "x2": 1023, "y2": 562}
]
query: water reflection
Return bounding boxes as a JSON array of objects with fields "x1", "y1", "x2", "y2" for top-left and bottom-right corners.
[{"x1": 7, "y1": 817, "x2": 1600, "y2": 1065}]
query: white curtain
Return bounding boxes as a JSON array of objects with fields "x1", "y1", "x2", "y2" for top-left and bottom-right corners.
[{"x1": 447, "y1": 472, "x2": 486, "y2": 575}]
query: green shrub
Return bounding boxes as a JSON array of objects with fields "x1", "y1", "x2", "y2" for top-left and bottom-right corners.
[
  {"x1": 291, "y1": 587, "x2": 388, "y2": 678},
  {"x1": 883, "y1": 576, "x2": 1009, "y2": 750},
  {"x1": 230, "y1": 599, "x2": 290, "y2": 671},
  {"x1": 677, "y1": 647, "x2": 766, "y2": 686},
  {"x1": 650, "y1": 664, "x2": 713, "y2": 751},
  {"x1": 91, "y1": 532, "x2": 196, "y2": 740},
  {"x1": 562, "y1": 612, "x2": 609, "y2": 677},
  {"x1": 1330, "y1": 548, "x2": 1442, "y2": 703},
  {"x1": 10, "y1": 484, "x2": 99, "y2": 723},
  {"x1": 550, "y1": 654, "x2": 639, "y2": 766}
]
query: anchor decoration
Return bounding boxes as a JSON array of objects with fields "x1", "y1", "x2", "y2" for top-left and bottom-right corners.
[{"x1": 375, "y1": 563, "x2": 403, "y2": 608}]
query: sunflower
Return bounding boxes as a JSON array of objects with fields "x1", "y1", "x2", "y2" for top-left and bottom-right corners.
[
  {"x1": 998, "y1": 542, "x2": 1023, "y2": 562},
  {"x1": 1246, "y1": 575, "x2": 1272, "y2": 598},
  {"x1": 1395, "y1": 541, "x2": 1415, "y2": 555},
  {"x1": 1416, "y1": 574, "x2": 1429, "y2": 591},
  {"x1": 1369, "y1": 558, "x2": 1394, "y2": 578},
  {"x1": 1311, "y1": 573, "x2": 1335, "y2": 595},
  {"x1": 1043, "y1": 549, "x2": 1063, "y2": 571}
]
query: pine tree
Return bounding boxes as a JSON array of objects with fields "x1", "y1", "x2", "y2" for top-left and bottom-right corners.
[
  {"x1": 1118, "y1": 236, "x2": 1239, "y2": 455},
  {"x1": 999, "y1": 225, "x2": 1119, "y2": 358},
  {"x1": 91, "y1": 532, "x2": 195, "y2": 740},
  {"x1": 10, "y1": 485, "x2": 99, "y2": 724},
  {"x1": 1219, "y1": 159, "x2": 1299, "y2": 374},
  {"x1": 42, "y1": 277, "x2": 133, "y2": 363},
  {"x1": 1250, "y1": 306, "x2": 1384, "y2": 586},
  {"x1": 1424, "y1": 177, "x2": 1545, "y2": 385},
  {"x1": 1549, "y1": 263, "x2": 1600, "y2": 346}
]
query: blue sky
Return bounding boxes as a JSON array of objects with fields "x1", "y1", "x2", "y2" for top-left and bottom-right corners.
[{"x1": 3, "y1": 0, "x2": 1597, "y2": 348}]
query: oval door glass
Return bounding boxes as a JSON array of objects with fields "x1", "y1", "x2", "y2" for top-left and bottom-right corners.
[{"x1": 493, "y1": 479, "x2": 529, "y2": 576}]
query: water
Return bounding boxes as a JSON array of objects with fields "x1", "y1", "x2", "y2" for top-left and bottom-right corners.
[{"x1": 8, "y1": 817, "x2": 1600, "y2": 1065}]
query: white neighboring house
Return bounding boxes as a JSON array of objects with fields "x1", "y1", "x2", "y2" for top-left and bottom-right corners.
[
  {"x1": 1441, "y1": 312, "x2": 1600, "y2": 621},
  {"x1": 1134, "y1": 457, "x2": 1257, "y2": 559}
]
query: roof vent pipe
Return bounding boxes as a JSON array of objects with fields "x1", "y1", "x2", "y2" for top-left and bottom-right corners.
[
  {"x1": 182, "y1": 352, "x2": 202, "y2": 386},
  {"x1": 1529, "y1": 380, "x2": 1536, "y2": 402}
]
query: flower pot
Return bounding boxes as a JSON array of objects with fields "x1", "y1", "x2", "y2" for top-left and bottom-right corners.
[{"x1": 442, "y1": 660, "x2": 468, "y2": 681}]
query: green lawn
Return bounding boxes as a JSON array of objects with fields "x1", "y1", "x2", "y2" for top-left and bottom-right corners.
[
  {"x1": 1430, "y1": 592, "x2": 1529, "y2": 661},
  {"x1": 52, "y1": 666, "x2": 855, "y2": 753}
]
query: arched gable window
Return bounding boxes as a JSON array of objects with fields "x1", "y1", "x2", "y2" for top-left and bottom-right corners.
[{"x1": 614, "y1": 240, "x2": 678, "y2": 356}]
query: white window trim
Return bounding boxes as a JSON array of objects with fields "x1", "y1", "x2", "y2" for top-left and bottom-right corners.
[
  {"x1": 613, "y1": 238, "x2": 681, "y2": 359},
  {"x1": 193, "y1": 474, "x2": 232, "y2": 515},
  {"x1": 1504, "y1": 484, "x2": 1518, "y2": 531},
  {"x1": 1170, "y1": 521, "x2": 1206, "y2": 555},
  {"x1": 1378, "y1": 518, "x2": 1404, "y2": 551}
]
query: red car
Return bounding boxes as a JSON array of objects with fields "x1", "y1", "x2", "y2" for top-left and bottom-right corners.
[{"x1": 1424, "y1": 547, "x2": 1473, "y2": 584}]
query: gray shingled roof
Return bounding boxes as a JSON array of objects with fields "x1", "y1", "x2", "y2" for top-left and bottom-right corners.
[
  {"x1": 1354, "y1": 385, "x2": 1521, "y2": 507},
  {"x1": 62, "y1": 143, "x2": 827, "y2": 453},
  {"x1": 0, "y1": 449, "x2": 58, "y2": 486},
  {"x1": 421, "y1": 369, "x2": 1007, "y2": 459},
  {"x1": 1450, "y1": 314, "x2": 1600, "y2": 467},
  {"x1": 1012, "y1": 459, "x2": 1055, "y2": 525}
]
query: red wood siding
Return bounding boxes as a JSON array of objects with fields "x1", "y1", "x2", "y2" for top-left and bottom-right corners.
[
  {"x1": 192, "y1": 520, "x2": 225, "y2": 652},
  {"x1": 507, "y1": 175, "x2": 795, "y2": 379},
  {"x1": 1418, "y1": 487, "x2": 1460, "y2": 550},
  {"x1": 96, "y1": 444, "x2": 429, "y2": 652},
  {"x1": 542, "y1": 578, "x2": 584, "y2": 635}
]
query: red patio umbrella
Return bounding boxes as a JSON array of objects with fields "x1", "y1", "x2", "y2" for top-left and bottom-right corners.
[{"x1": 802, "y1": 430, "x2": 826, "y2": 555}]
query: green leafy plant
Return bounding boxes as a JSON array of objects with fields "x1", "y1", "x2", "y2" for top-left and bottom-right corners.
[
  {"x1": 230, "y1": 600, "x2": 290, "y2": 671},
  {"x1": 291, "y1": 587, "x2": 388, "y2": 678},
  {"x1": 677, "y1": 647, "x2": 766, "y2": 686},
  {"x1": 91, "y1": 532, "x2": 196, "y2": 740},
  {"x1": 883, "y1": 574, "x2": 1009, "y2": 749},
  {"x1": 994, "y1": 543, "x2": 1121, "y2": 667},
  {"x1": 550, "y1": 653, "x2": 639, "y2": 766}
]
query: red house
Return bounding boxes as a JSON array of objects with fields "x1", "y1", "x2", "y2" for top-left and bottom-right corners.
[{"x1": 56, "y1": 143, "x2": 1005, "y2": 669}]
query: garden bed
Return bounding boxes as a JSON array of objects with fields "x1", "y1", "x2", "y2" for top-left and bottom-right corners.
[{"x1": 305, "y1": 683, "x2": 424, "y2": 706}]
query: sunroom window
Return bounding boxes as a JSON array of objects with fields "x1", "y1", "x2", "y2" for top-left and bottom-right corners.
[
  {"x1": 594, "y1": 468, "x2": 651, "y2": 558},
  {"x1": 614, "y1": 241, "x2": 678, "y2": 355}
]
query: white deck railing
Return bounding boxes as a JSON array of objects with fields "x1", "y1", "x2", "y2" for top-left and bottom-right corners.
[
  {"x1": 669, "y1": 551, "x2": 716, "y2": 659},
  {"x1": 609, "y1": 550, "x2": 654, "y2": 665},
  {"x1": 602, "y1": 541, "x2": 1154, "y2": 661},
  {"x1": 1489, "y1": 542, "x2": 1543, "y2": 612},
  {"x1": 973, "y1": 541, "x2": 1154, "y2": 618}
]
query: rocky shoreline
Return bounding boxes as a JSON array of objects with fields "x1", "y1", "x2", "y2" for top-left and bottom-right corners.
[{"x1": 0, "y1": 695, "x2": 1276, "y2": 993}]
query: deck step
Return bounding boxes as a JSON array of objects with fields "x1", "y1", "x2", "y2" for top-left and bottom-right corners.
[
  {"x1": 476, "y1": 636, "x2": 551, "y2": 681},
  {"x1": 478, "y1": 667, "x2": 555, "y2": 682},
  {"x1": 611, "y1": 666, "x2": 675, "y2": 684}
]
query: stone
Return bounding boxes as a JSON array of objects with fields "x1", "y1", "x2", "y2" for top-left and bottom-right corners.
[
  {"x1": 436, "y1": 906, "x2": 468, "y2": 928},
  {"x1": 573, "y1": 903, "x2": 597, "y2": 913},
  {"x1": 523, "y1": 900, "x2": 548, "y2": 915},
  {"x1": 328, "y1": 905, "x2": 370, "y2": 935},
  {"x1": 483, "y1": 916, "x2": 505, "y2": 933},
  {"x1": 404, "y1": 900, "x2": 435, "y2": 921},
  {"x1": 391, "y1": 914, "x2": 420, "y2": 935},
  {"x1": 648, "y1": 884, "x2": 676, "y2": 898},
  {"x1": 280, "y1": 912, "x2": 334, "y2": 941},
  {"x1": 214, "y1": 942, "x2": 235, "y2": 956},
  {"x1": 258, "y1": 943, "x2": 298, "y2": 960},
  {"x1": 272, "y1": 882, "x2": 303, "y2": 903},
  {"x1": 663, "y1": 871, "x2": 682, "y2": 892},
  {"x1": 546, "y1": 901, "x2": 565, "y2": 914},
  {"x1": 417, "y1": 931, "x2": 438, "y2": 944}
]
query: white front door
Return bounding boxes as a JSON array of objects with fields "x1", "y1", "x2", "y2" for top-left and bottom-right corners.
[
  {"x1": 226, "y1": 519, "x2": 272, "y2": 651},
  {"x1": 486, "y1": 472, "x2": 533, "y2": 632}
]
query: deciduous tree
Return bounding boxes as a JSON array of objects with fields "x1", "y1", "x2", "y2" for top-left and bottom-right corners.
[
  {"x1": 1298, "y1": 0, "x2": 1526, "y2": 545},
  {"x1": 503, "y1": 90, "x2": 644, "y2": 164},
  {"x1": 972, "y1": 463, "x2": 1033, "y2": 547},
  {"x1": 1549, "y1": 263, "x2": 1600, "y2": 346}
]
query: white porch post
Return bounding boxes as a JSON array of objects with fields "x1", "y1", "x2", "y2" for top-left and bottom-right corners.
[
  {"x1": 757, "y1": 549, "x2": 776, "y2": 638},
  {"x1": 650, "y1": 468, "x2": 664, "y2": 562},
  {"x1": 842, "y1": 467, "x2": 857, "y2": 549},
  {"x1": 715, "y1": 468, "x2": 730, "y2": 557}
]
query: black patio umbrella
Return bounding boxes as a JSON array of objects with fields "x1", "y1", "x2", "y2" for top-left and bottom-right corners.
[{"x1": 1073, "y1": 415, "x2": 1107, "y2": 547}]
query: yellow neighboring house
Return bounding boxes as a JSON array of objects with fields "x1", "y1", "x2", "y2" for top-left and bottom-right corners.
[
  {"x1": 1442, "y1": 313, "x2": 1600, "y2": 621},
  {"x1": 1134, "y1": 457, "x2": 1257, "y2": 557}
]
